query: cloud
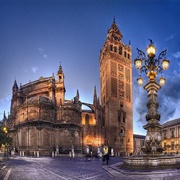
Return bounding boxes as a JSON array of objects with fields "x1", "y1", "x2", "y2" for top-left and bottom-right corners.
[
  {"x1": 133, "y1": 73, "x2": 180, "y2": 126},
  {"x1": 22, "y1": 68, "x2": 28, "y2": 73},
  {"x1": 43, "y1": 54, "x2": 48, "y2": 59},
  {"x1": 172, "y1": 51, "x2": 180, "y2": 59},
  {"x1": 0, "y1": 93, "x2": 11, "y2": 119},
  {"x1": 0, "y1": 94, "x2": 11, "y2": 104},
  {"x1": 165, "y1": 34, "x2": 174, "y2": 42},
  {"x1": 38, "y1": 48, "x2": 48, "y2": 59},
  {"x1": 31, "y1": 66, "x2": 39, "y2": 73}
]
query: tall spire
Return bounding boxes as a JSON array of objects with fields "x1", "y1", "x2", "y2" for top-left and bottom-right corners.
[
  {"x1": 13, "y1": 79, "x2": 18, "y2": 90},
  {"x1": 12, "y1": 79, "x2": 19, "y2": 97},
  {"x1": 3, "y1": 111, "x2": 7, "y2": 120},
  {"x1": 113, "y1": 16, "x2": 116, "y2": 23},
  {"x1": 93, "y1": 86, "x2": 98, "y2": 105},
  {"x1": 58, "y1": 64, "x2": 63, "y2": 74},
  {"x1": 76, "y1": 89, "x2": 79, "y2": 99}
]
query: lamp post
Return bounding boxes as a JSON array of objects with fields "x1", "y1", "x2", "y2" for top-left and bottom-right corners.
[
  {"x1": 2, "y1": 126, "x2": 8, "y2": 157},
  {"x1": 134, "y1": 39, "x2": 170, "y2": 155}
]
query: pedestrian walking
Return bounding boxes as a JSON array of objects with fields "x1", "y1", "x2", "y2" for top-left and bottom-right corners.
[{"x1": 102, "y1": 145, "x2": 109, "y2": 164}]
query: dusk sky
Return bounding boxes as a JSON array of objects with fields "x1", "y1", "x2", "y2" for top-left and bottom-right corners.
[{"x1": 0, "y1": 0, "x2": 180, "y2": 135}]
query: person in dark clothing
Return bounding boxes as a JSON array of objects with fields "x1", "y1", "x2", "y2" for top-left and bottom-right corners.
[{"x1": 103, "y1": 146, "x2": 109, "y2": 164}]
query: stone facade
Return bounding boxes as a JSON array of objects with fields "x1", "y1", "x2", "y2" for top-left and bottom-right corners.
[
  {"x1": 1, "y1": 20, "x2": 134, "y2": 156},
  {"x1": 99, "y1": 19, "x2": 133, "y2": 155},
  {"x1": 161, "y1": 118, "x2": 180, "y2": 154},
  {"x1": 2, "y1": 65, "x2": 103, "y2": 156},
  {"x1": 133, "y1": 134, "x2": 145, "y2": 155}
]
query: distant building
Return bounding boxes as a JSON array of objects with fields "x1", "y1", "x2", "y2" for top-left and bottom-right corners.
[
  {"x1": 133, "y1": 134, "x2": 145, "y2": 155},
  {"x1": 133, "y1": 119, "x2": 180, "y2": 155},
  {"x1": 1, "y1": 19, "x2": 133, "y2": 156},
  {"x1": 161, "y1": 118, "x2": 180, "y2": 154}
]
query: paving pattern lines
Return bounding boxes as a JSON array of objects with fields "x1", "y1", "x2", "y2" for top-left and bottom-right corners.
[{"x1": 28, "y1": 157, "x2": 114, "y2": 180}]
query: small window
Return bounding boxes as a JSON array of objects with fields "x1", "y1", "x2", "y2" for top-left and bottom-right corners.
[
  {"x1": 114, "y1": 46, "x2": 117, "y2": 53},
  {"x1": 124, "y1": 51, "x2": 126, "y2": 57},
  {"x1": 119, "y1": 47, "x2": 122, "y2": 55},
  {"x1": 110, "y1": 45, "x2": 113, "y2": 51}
]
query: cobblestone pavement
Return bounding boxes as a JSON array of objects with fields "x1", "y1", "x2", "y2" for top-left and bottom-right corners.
[
  {"x1": 1, "y1": 156, "x2": 180, "y2": 180},
  {"x1": 0, "y1": 156, "x2": 121, "y2": 180}
]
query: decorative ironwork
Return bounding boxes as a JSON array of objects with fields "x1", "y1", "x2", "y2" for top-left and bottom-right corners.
[{"x1": 134, "y1": 40, "x2": 170, "y2": 155}]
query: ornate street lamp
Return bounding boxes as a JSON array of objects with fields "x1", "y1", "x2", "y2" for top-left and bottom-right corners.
[{"x1": 134, "y1": 39, "x2": 170, "y2": 155}]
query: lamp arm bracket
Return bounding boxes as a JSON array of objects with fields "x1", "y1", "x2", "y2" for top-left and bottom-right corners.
[
  {"x1": 137, "y1": 48, "x2": 146, "y2": 60},
  {"x1": 157, "y1": 49, "x2": 167, "y2": 61},
  {"x1": 157, "y1": 66, "x2": 163, "y2": 74},
  {"x1": 140, "y1": 66, "x2": 148, "y2": 74}
]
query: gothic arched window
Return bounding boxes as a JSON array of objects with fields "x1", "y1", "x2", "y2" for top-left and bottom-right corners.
[{"x1": 85, "y1": 114, "x2": 89, "y2": 125}]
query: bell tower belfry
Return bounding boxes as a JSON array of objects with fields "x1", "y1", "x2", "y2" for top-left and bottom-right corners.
[
  {"x1": 99, "y1": 19, "x2": 133, "y2": 155},
  {"x1": 55, "y1": 65, "x2": 66, "y2": 106}
]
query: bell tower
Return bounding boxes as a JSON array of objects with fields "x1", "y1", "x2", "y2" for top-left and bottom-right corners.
[
  {"x1": 99, "y1": 19, "x2": 133, "y2": 155},
  {"x1": 55, "y1": 65, "x2": 66, "y2": 106}
]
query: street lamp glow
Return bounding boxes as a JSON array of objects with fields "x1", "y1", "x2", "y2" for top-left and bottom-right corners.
[
  {"x1": 147, "y1": 43, "x2": 156, "y2": 58},
  {"x1": 162, "y1": 59, "x2": 170, "y2": 70},
  {"x1": 3, "y1": 126, "x2": 8, "y2": 134},
  {"x1": 159, "y1": 77, "x2": 166, "y2": 86},
  {"x1": 134, "y1": 58, "x2": 142, "y2": 69},
  {"x1": 137, "y1": 77, "x2": 144, "y2": 86}
]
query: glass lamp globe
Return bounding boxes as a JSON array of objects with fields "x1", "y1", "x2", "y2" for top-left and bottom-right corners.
[
  {"x1": 134, "y1": 58, "x2": 142, "y2": 69},
  {"x1": 147, "y1": 44, "x2": 156, "y2": 58},
  {"x1": 162, "y1": 59, "x2": 170, "y2": 70},
  {"x1": 137, "y1": 77, "x2": 144, "y2": 86},
  {"x1": 159, "y1": 77, "x2": 166, "y2": 86}
]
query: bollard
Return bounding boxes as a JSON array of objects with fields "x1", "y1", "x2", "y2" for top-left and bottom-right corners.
[
  {"x1": 37, "y1": 151, "x2": 39, "y2": 157},
  {"x1": 55, "y1": 151, "x2": 57, "y2": 157},
  {"x1": 52, "y1": 151, "x2": 54, "y2": 157}
]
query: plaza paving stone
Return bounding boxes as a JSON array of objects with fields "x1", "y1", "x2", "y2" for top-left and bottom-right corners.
[{"x1": 0, "y1": 156, "x2": 180, "y2": 180}]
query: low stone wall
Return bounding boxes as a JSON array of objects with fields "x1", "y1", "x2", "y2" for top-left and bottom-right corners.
[{"x1": 124, "y1": 154, "x2": 180, "y2": 167}]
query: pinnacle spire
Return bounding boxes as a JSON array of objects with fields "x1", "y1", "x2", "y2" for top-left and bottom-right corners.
[
  {"x1": 93, "y1": 86, "x2": 98, "y2": 105},
  {"x1": 58, "y1": 64, "x2": 63, "y2": 74},
  {"x1": 3, "y1": 111, "x2": 7, "y2": 120},
  {"x1": 13, "y1": 79, "x2": 18, "y2": 89},
  {"x1": 113, "y1": 16, "x2": 116, "y2": 23},
  {"x1": 107, "y1": 19, "x2": 123, "y2": 41},
  {"x1": 76, "y1": 89, "x2": 79, "y2": 99}
]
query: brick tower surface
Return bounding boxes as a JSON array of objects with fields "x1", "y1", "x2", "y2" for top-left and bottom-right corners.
[{"x1": 99, "y1": 19, "x2": 133, "y2": 155}]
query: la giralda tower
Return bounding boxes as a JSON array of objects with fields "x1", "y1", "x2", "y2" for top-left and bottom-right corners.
[{"x1": 99, "y1": 19, "x2": 133, "y2": 155}]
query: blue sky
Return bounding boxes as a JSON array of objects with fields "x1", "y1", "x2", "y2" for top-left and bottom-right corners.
[{"x1": 0, "y1": 0, "x2": 180, "y2": 135}]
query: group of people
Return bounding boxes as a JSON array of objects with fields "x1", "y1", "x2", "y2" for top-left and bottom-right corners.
[{"x1": 85, "y1": 145, "x2": 110, "y2": 164}]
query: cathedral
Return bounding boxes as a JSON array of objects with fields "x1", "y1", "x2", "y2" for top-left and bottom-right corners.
[{"x1": 2, "y1": 19, "x2": 133, "y2": 156}]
